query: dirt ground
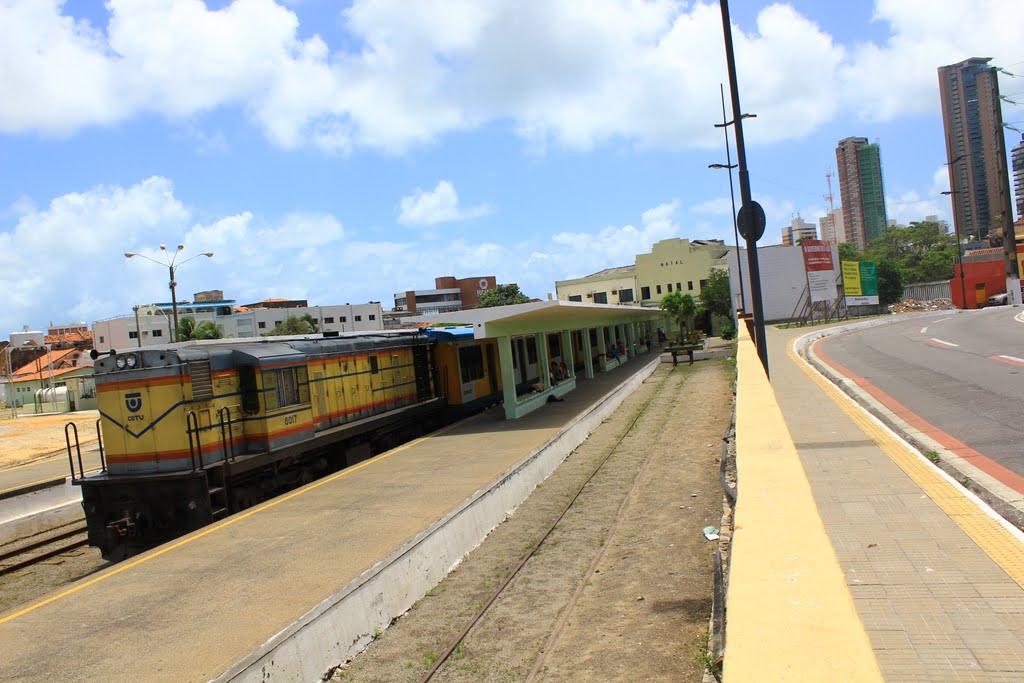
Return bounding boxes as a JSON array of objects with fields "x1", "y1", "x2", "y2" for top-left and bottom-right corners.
[
  {"x1": 0, "y1": 410, "x2": 100, "y2": 470},
  {"x1": 331, "y1": 358, "x2": 734, "y2": 683}
]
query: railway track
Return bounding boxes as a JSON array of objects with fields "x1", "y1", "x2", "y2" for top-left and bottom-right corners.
[
  {"x1": 418, "y1": 366, "x2": 677, "y2": 683},
  {"x1": 0, "y1": 524, "x2": 90, "y2": 577}
]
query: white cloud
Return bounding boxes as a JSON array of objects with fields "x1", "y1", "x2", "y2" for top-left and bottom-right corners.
[
  {"x1": 691, "y1": 197, "x2": 734, "y2": 216},
  {"x1": 397, "y1": 180, "x2": 490, "y2": 226},
  {"x1": 839, "y1": 0, "x2": 1024, "y2": 121},
  {"x1": 0, "y1": 0, "x2": 862, "y2": 150}
]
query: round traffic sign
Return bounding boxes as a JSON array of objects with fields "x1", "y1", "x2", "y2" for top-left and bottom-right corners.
[{"x1": 737, "y1": 201, "x2": 766, "y2": 242}]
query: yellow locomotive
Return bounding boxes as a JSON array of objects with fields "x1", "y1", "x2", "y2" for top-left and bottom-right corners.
[{"x1": 73, "y1": 328, "x2": 501, "y2": 558}]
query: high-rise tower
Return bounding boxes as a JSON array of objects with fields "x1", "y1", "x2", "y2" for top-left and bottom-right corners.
[
  {"x1": 938, "y1": 58, "x2": 1015, "y2": 243},
  {"x1": 1012, "y1": 133, "x2": 1024, "y2": 220},
  {"x1": 835, "y1": 137, "x2": 888, "y2": 250}
]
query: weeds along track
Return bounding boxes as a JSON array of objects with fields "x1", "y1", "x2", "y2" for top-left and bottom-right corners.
[{"x1": 416, "y1": 365, "x2": 694, "y2": 683}]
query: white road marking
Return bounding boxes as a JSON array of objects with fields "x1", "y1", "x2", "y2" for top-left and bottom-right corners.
[
  {"x1": 928, "y1": 338, "x2": 959, "y2": 348},
  {"x1": 920, "y1": 327, "x2": 928, "y2": 334},
  {"x1": 934, "y1": 317, "x2": 952, "y2": 323},
  {"x1": 993, "y1": 355, "x2": 1024, "y2": 367}
]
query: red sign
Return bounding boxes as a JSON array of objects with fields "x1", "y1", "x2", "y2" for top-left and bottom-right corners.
[{"x1": 801, "y1": 240, "x2": 835, "y2": 271}]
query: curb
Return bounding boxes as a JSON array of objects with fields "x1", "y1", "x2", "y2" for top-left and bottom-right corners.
[{"x1": 792, "y1": 312, "x2": 1024, "y2": 532}]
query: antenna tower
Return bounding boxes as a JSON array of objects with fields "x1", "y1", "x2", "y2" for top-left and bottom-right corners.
[{"x1": 823, "y1": 168, "x2": 837, "y2": 243}]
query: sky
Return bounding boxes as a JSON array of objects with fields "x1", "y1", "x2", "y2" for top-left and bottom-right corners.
[{"x1": 2, "y1": 0, "x2": 1023, "y2": 337}]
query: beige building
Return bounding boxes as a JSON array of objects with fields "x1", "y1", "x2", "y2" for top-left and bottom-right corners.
[
  {"x1": 555, "y1": 238, "x2": 729, "y2": 310},
  {"x1": 819, "y1": 208, "x2": 845, "y2": 244},
  {"x1": 554, "y1": 266, "x2": 638, "y2": 305},
  {"x1": 781, "y1": 215, "x2": 818, "y2": 246},
  {"x1": 634, "y1": 238, "x2": 729, "y2": 305}
]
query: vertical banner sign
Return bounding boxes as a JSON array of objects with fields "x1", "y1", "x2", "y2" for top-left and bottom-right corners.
[
  {"x1": 842, "y1": 261, "x2": 879, "y2": 305},
  {"x1": 801, "y1": 240, "x2": 838, "y2": 303}
]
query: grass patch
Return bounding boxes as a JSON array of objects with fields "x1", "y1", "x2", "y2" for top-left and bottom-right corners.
[
  {"x1": 420, "y1": 649, "x2": 439, "y2": 670},
  {"x1": 693, "y1": 630, "x2": 722, "y2": 680},
  {"x1": 924, "y1": 450, "x2": 940, "y2": 464}
]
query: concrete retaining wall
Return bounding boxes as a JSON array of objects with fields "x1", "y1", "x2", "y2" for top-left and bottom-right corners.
[{"x1": 216, "y1": 358, "x2": 659, "y2": 683}]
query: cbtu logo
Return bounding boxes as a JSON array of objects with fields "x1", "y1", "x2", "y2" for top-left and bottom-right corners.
[{"x1": 125, "y1": 392, "x2": 143, "y2": 413}]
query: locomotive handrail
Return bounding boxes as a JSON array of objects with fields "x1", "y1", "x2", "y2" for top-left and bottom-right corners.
[
  {"x1": 217, "y1": 406, "x2": 236, "y2": 463},
  {"x1": 64, "y1": 422, "x2": 85, "y2": 482},
  {"x1": 185, "y1": 410, "x2": 202, "y2": 472},
  {"x1": 95, "y1": 418, "x2": 106, "y2": 473}
]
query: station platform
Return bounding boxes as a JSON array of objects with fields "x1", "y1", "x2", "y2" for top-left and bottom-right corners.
[
  {"x1": 725, "y1": 320, "x2": 1024, "y2": 681},
  {"x1": 0, "y1": 350, "x2": 660, "y2": 682}
]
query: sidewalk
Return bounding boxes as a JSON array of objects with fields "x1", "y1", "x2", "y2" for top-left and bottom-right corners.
[{"x1": 765, "y1": 323, "x2": 1024, "y2": 680}]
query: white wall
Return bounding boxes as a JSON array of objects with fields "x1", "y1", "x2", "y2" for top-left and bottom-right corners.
[
  {"x1": 727, "y1": 244, "x2": 841, "y2": 323},
  {"x1": 92, "y1": 303, "x2": 385, "y2": 352}
]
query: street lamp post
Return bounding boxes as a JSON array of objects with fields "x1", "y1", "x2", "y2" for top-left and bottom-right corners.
[
  {"x1": 709, "y1": 84, "x2": 756, "y2": 314},
  {"x1": 719, "y1": 0, "x2": 769, "y2": 377},
  {"x1": 124, "y1": 245, "x2": 214, "y2": 342},
  {"x1": 4, "y1": 345, "x2": 15, "y2": 418},
  {"x1": 942, "y1": 147, "x2": 968, "y2": 309},
  {"x1": 941, "y1": 188, "x2": 968, "y2": 308},
  {"x1": 709, "y1": 161, "x2": 745, "y2": 312}
]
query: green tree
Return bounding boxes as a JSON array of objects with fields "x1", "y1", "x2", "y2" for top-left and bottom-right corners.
[
  {"x1": 177, "y1": 316, "x2": 223, "y2": 341},
  {"x1": 838, "y1": 242, "x2": 861, "y2": 263},
  {"x1": 263, "y1": 315, "x2": 319, "y2": 337},
  {"x1": 177, "y1": 316, "x2": 197, "y2": 342},
  {"x1": 660, "y1": 291, "x2": 701, "y2": 341},
  {"x1": 699, "y1": 269, "x2": 733, "y2": 321},
  {"x1": 877, "y1": 259, "x2": 904, "y2": 306},
  {"x1": 863, "y1": 221, "x2": 958, "y2": 283},
  {"x1": 193, "y1": 321, "x2": 223, "y2": 340},
  {"x1": 477, "y1": 284, "x2": 531, "y2": 308}
]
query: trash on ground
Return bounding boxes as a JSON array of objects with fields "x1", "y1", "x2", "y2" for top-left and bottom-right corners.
[{"x1": 703, "y1": 526, "x2": 720, "y2": 541}]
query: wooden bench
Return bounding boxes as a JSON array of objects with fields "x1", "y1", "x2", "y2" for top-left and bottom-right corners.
[{"x1": 666, "y1": 344, "x2": 702, "y2": 366}]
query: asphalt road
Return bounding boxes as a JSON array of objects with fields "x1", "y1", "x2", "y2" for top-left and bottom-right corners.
[{"x1": 818, "y1": 307, "x2": 1024, "y2": 477}]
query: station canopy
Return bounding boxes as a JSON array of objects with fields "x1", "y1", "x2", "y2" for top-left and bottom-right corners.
[{"x1": 407, "y1": 300, "x2": 663, "y2": 340}]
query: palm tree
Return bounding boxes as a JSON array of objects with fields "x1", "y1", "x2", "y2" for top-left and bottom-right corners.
[
  {"x1": 177, "y1": 316, "x2": 222, "y2": 341},
  {"x1": 177, "y1": 316, "x2": 197, "y2": 342}
]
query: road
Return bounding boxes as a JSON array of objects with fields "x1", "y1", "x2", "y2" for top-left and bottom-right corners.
[{"x1": 817, "y1": 307, "x2": 1024, "y2": 477}]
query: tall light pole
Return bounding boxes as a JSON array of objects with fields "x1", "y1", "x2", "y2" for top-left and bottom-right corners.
[
  {"x1": 710, "y1": 83, "x2": 756, "y2": 314},
  {"x1": 942, "y1": 148, "x2": 968, "y2": 308},
  {"x1": 125, "y1": 246, "x2": 214, "y2": 342},
  {"x1": 5, "y1": 345, "x2": 15, "y2": 418},
  {"x1": 941, "y1": 187, "x2": 967, "y2": 308},
  {"x1": 719, "y1": 0, "x2": 769, "y2": 377}
]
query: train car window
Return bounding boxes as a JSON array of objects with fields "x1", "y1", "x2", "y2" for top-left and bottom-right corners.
[
  {"x1": 239, "y1": 366, "x2": 260, "y2": 413},
  {"x1": 370, "y1": 356, "x2": 379, "y2": 374},
  {"x1": 262, "y1": 366, "x2": 309, "y2": 410},
  {"x1": 459, "y1": 345, "x2": 484, "y2": 383},
  {"x1": 263, "y1": 370, "x2": 280, "y2": 410},
  {"x1": 296, "y1": 366, "x2": 310, "y2": 404}
]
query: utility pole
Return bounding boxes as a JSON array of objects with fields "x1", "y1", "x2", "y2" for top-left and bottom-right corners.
[{"x1": 719, "y1": 0, "x2": 769, "y2": 377}]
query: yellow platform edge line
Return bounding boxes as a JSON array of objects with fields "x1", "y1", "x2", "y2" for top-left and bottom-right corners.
[
  {"x1": 723, "y1": 326, "x2": 883, "y2": 682},
  {"x1": 0, "y1": 420, "x2": 463, "y2": 626},
  {"x1": 790, "y1": 336, "x2": 1024, "y2": 587}
]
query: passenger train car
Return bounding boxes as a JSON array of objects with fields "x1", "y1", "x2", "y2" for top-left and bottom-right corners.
[{"x1": 70, "y1": 328, "x2": 502, "y2": 558}]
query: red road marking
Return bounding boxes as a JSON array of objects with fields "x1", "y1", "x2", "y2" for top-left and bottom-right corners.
[
  {"x1": 992, "y1": 355, "x2": 1024, "y2": 367},
  {"x1": 814, "y1": 339, "x2": 1024, "y2": 497}
]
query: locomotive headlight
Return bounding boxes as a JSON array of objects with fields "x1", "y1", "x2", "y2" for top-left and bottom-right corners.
[
  {"x1": 116, "y1": 356, "x2": 127, "y2": 369},
  {"x1": 125, "y1": 353, "x2": 138, "y2": 368}
]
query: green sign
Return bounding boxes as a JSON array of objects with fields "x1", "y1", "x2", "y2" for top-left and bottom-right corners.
[{"x1": 842, "y1": 260, "x2": 879, "y2": 305}]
